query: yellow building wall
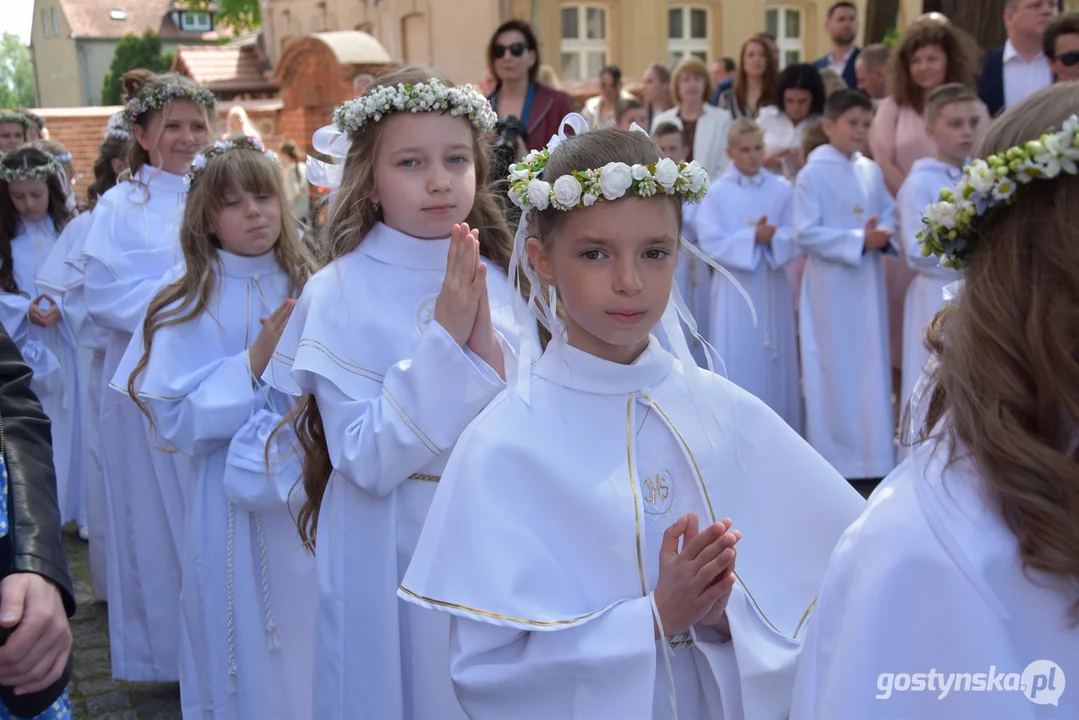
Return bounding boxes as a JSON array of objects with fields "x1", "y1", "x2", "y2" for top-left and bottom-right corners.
[{"x1": 32, "y1": 0, "x2": 83, "y2": 107}]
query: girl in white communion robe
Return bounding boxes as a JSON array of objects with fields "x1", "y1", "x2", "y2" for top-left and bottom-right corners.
[
  {"x1": 790, "y1": 84, "x2": 1079, "y2": 720},
  {"x1": 401, "y1": 117, "x2": 866, "y2": 720}
]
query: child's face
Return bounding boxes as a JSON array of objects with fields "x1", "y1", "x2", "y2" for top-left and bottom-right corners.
[
  {"x1": 527, "y1": 196, "x2": 680, "y2": 365},
  {"x1": 823, "y1": 106, "x2": 873, "y2": 157},
  {"x1": 8, "y1": 179, "x2": 50, "y2": 221},
  {"x1": 372, "y1": 113, "x2": 477, "y2": 240},
  {"x1": 0, "y1": 123, "x2": 26, "y2": 151},
  {"x1": 928, "y1": 100, "x2": 980, "y2": 163},
  {"x1": 213, "y1": 183, "x2": 283, "y2": 257},
  {"x1": 136, "y1": 100, "x2": 211, "y2": 176},
  {"x1": 655, "y1": 132, "x2": 687, "y2": 163},
  {"x1": 727, "y1": 131, "x2": 765, "y2": 176},
  {"x1": 616, "y1": 107, "x2": 648, "y2": 131}
]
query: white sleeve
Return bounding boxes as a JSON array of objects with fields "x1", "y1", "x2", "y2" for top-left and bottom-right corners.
[
  {"x1": 312, "y1": 321, "x2": 504, "y2": 498},
  {"x1": 449, "y1": 598, "x2": 658, "y2": 720},
  {"x1": 694, "y1": 195, "x2": 763, "y2": 272},
  {"x1": 767, "y1": 185, "x2": 799, "y2": 269},
  {"x1": 794, "y1": 176, "x2": 865, "y2": 267}
]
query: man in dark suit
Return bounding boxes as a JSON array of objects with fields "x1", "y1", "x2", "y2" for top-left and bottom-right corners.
[
  {"x1": 812, "y1": 2, "x2": 861, "y2": 89},
  {"x1": 977, "y1": 0, "x2": 1057, "y2": 117}
]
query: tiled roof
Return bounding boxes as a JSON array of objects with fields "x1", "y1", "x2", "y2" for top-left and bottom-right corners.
[
  {"x1": 57, "y1": 0, "x2": 220, "y2": 41},
  {"x1": 173, "y1": 44, "x2": 277, "y2": 93}
]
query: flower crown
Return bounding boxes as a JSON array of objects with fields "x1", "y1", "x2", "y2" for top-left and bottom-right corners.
[
  {"x1": 105, "y1": 112, "x2": 132, "y2": 142},
  {"x1": 122, "y1": 82, "x2": 217, "y2": 131},
  {"x1": 0, "y1": 151, "x2": 62, "y2": 183},
  {"x1": 918, "y1": 115, "x2": 1079, "y2": 269},
  {"x1": 184, "y1": 137, "x2": 277, "y2": 191},
  {"x1": 507, "y1": 147, "x2": 710, "y2": 212},
  {"x1": 333, "y1": 78, "x2": 497, "y2": 135},
  {"x1": 0, "y1": 111, "x2": 32, "y2": 134}
]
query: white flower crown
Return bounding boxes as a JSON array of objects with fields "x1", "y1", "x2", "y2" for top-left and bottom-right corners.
[
  {"x1": 0, "y1": 150, "x2": 62, "y2": 183},
  {"x1": 184, "y1": 137, "x2": 277, "y2": 191},
  {"x1": 919, "y1": 114, "x2": 1079, "y2": 269},
  {"x1": 105, "y1": 112, "x2": 132, "y2": 142},
  {"x1": 122, "y1": 82, "x2": 217, "y2": 131},
  {"x1": 333, "y1": 78, "x2": 497, "y2": 135},
  {"x1": 507, "y1": 146, "x2": 710, "y2": 212},
  {"x1": 0, "y1": 111, "x2": 32, "y2": 134}
]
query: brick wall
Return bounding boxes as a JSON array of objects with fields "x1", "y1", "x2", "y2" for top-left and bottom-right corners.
[{"x1": 31, "y1": 101, "x2": 316, "y2": 203}]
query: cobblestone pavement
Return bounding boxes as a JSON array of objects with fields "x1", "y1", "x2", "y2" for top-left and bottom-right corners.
[{"x1": 62, "y1": 531, "x2": 182, "y2": 719}]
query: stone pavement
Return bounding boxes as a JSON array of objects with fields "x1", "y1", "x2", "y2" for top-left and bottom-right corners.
[{"x1": 62, "y1": 531, "x2": 181, "y2": 719}]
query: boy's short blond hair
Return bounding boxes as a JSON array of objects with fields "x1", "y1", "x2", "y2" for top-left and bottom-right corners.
[
  {"x1": 727, "y1": 117, "x2": 763, "y2": 144},
  {"x1": 924, "y1": 83, "x2": 979, "y2": 126}
]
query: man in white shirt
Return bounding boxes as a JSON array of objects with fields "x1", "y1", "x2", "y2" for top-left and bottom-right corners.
[
  {"x1": 978, "y1": 0, "x2": 1057, "y2": 116},
  {"x1": 812, "y1": 3, "x2": 860, "y2": 89},
  {"x1": 1044, "y1": 11, "x2": 1079, "y2": 82}
]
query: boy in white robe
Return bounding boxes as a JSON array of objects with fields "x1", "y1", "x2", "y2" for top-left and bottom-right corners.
[
  {"x1": 794, "y1": 89, "x2": 897, "y2": 485},
  {"x1": 693, "y1": 118, "x2": 802, "y2": 433},
  {"x1": 402, "y1": 117, "x2": 866, "y2": 720},
  {"x1": 792, "y1": 84, "x2": 1079, "y2": 720},
  {"x1": 655, "y1": 121, "x2": 710, "y2": 367},
  {"x1": 896, "y1": 84, "x2": 974, "y2": 434}
]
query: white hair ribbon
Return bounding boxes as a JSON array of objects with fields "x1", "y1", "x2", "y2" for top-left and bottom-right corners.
[{"x1": 306, "y1": 124, "x2": 352, "y2": 189}]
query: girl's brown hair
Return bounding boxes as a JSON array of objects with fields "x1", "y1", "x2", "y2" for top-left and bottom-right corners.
[
  {"x1": 0, "y1": 147, "x2": 71, "y2": 295},
  {"x1": 128, "y1": 147, "x2": 313, "y2": 420},
  {"x1": 889, "y1": 20, "x2": 980, "y2": 111},
  {"x1": 293, "y1": 66, "x2": 516, "y2": 550},
  {"x1": 87, "y1": 136, "x2": 129, "y2": 210},
  {"x1": 670, "y1": 56, "x2": 713, "y2": 106},
  {"x1": 734, "y1": 37, "x2": 779, "y2": 113},
  {"x1": 122, "y1": 70, "x2": 214, "y2": 181},
  {"x1": 920, "y1": 83, "x2": 1079, "y2": 620}
]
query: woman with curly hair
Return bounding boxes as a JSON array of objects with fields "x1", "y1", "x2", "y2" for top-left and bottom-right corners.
[{"x1": 791, "y1": 81, "x2": 1079, "y2": 719}]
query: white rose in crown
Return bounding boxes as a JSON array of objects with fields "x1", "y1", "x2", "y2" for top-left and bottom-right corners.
[
  {"x1": 686, "y1": 162, "x2": 708, "y2": 193},
  {"x1": 598, "y1": 162, "x2": 633, "y2": 200},
  {"x1": 510, "y1": 165, "x2": 532, "y2": 182},
  {"x1": 968, "y1": 160, "x2": 997, "y2": 194},
  {"x1": 631, "y1": 164, "x2": 650, "y2": 181},
  {"x1": 931, "y1": 201, "x2": 958, "y2": 230},
  {"x1": 654, "y1": 158, "x2": 679, "y2": 190},
  {"x1": 552, "y1": 175, "x2": 583, "y2": 208},
  {"x1": 527, "y1": 179, "x2": 552, "y2": 210}
]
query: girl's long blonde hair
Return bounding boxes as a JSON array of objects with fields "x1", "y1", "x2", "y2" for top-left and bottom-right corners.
[
  {"x1": 921, "y1": 82, "x2": 1079, "y2": 620},
  {"x1": 128, "y1": 147, "x2": 313, "y2": 421},
  {"x1": 292, "y1": 66, "x2": 516, "y2": 551}
]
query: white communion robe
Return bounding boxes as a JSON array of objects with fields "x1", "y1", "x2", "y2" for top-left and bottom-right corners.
[
  {"x1": 263, "y1": 222, "x2": 530, "y2": 720},
  {"x1": 82, "y1": 167, "x2": 186, "y2": 681},
  {"x1": 896, "y1": 158, "x2": 962, "y2": 427},
  {"x1": 118, "y1": 250, "x2": 316, "y2": 720},
  {"x1": 794, "y1": 145, "x2": 898, "y2": 479},
  {"x1": 0, "y1": 216, "x2": 82, "y2": 526},
  {"x1": 791, "y1": 436, "x2": 1079, "y2": 719},
  {"x1": 49, "y1": 208, "x2": 113, "y2": 600},
  {"x1": 401, "y1": 337, "x2": 867, "y2": 720},
  {"x1": 693, "y1": 166, "x2": 802, "y2": 434},
  {"x1": 674, "y1": 202, "x2": 711, "y2": 368}
]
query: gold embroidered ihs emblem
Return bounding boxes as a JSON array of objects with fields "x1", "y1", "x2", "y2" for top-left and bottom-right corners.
[
  {"x1": 643, "y1": 474, "x2": 673, "y2": 515},
  {"x1": 415, "y1": 295, "x2": 437, "y2": 335}
]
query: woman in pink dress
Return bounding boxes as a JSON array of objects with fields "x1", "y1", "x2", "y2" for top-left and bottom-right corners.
[{"x1": 869, "y1": 17, "x2": 989, "y2": 406}]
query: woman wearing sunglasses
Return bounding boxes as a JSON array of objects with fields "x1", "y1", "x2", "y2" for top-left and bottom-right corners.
[
  {"x1": 486, "y1": 20, "x2": 577, "y2": 152},
  {"x1": 1045, "y1": 12, "x2": 1079, "y2": 83}
]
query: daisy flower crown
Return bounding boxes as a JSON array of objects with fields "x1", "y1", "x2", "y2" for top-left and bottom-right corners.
[
  {"x1": 507, "y1": 146, "x2": 710, "y2": 212},
  {"x1": 105, "y1": 112, "x2": 132, "y2": 142},
  {"x1": 122, "y1": 82, "x2": 217, "y2": 131},
  {"x1": 184, "y1": 137, "x2": 277, "y2": 191},
  {"x1": 0, "y1": 111, "x2": 32, "y2": 134},
  {"x1": 332, "y1": 78, "x2": 497, "y2": 135},
  {"x1": 0, "y1": 151, "x2": 62, "y2": 183},
  {"x1": 918, "y1": 114, "x2": 1079, "y2": 270}
]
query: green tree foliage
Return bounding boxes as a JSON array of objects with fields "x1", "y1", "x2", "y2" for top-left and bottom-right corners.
[
  {"x1": 101, "y1": 31, "x2": 174, "y2": 106},
  {"x1": 0, "y1": 33, "x2": 36, "y2": 109},
  {"x1": 187, "y1": 0, "x2": 261, "y2": 35}
]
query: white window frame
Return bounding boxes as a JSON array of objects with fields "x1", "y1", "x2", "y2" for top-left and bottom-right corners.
[
  {"x1": 560, "y1": 4, "x2": 609, "y2": 82},
  {"x1": 668, "y1": 5, "x2": 710, "y2": 67},
  {"x1": 765, "y1": 5, "x2": 804, "y2": 68},
  {"x1": 42, "y1": 10, "x2": 50, "y2": 37},
  {"x1": 181, "y1": 11, "x2": 213, "y2": 32}
]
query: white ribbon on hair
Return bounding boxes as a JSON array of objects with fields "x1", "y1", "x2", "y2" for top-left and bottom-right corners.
[{"x1": 306, "y1": 123, "x2": 352, "y2": 189}]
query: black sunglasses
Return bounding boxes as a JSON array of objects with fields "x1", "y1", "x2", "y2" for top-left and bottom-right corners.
[
  {"x1": 1059, "y1": 50, "x2": 1079, "y2": 67},
  {"x1": 493, "y1": 42, "x2": 528, "y2": 59}
]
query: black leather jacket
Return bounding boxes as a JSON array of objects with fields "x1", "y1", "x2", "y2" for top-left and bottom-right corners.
[{"x1": 0, "y1": 324, "x2": 75, "y2": 615}]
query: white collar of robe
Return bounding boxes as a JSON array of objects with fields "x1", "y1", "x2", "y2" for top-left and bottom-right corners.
[
  {"x1": 531, "y1": 335, "x2": 674, "y2": 395},
  {"x1": 218, "y1": 248, "x2": 280, "y2": 279},
  {"x1": 360, "y1": 221, "x2": 453, "y2": 271}
]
